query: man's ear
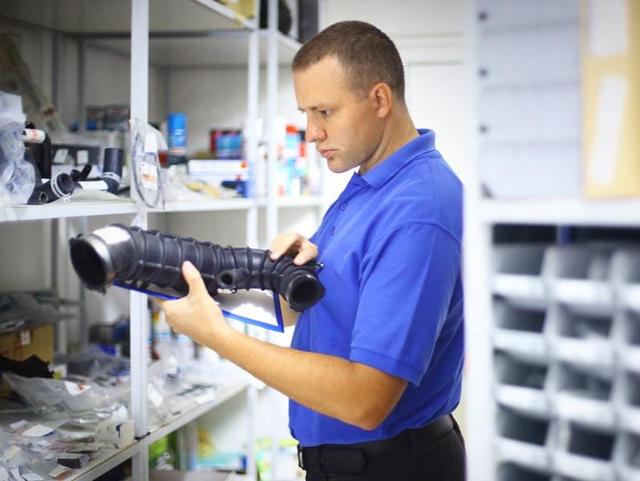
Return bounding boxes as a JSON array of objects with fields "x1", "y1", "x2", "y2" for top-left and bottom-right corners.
[{"x1": 369, "y1": 82, "x2": 393, "y2": 119}]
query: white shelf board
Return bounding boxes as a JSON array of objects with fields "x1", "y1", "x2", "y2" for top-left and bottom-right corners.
[
  {"x1": 551, "y1": 338, "x2": 615, "y2": 371},
  {"x1": 145, "y1": 380, "x2": 248, "y2": 445},
  {"x1": 495, "y1": 385, "x2": 550, "y2": 418},
  {"x1": 493, "y1": 330, "x2": 548, "y2": 363},
  {"x1": 553, "y1": 452, "x2": 615, "y2": 481},
  {"x1": 495, "y1": 438, "x2": 550, "y2": 472},
  {"x1": 257, "y1": 196, "x2": 324, "y2": 208},
  {"x1": 0, "y1": 199, "x2": 138, "y2": 222},
  {"x1": 555, "y1": 393, "x2": 615, "y2": 430},
  {"x1": 68, "y1": 441, "x2": 141, "y2": 481},
  {"x1": 90, "y1": 30, "x2": 300, "y2": 68},
  {"x1": 0, "y1": 0, "x2": 255, "y2": 34},
  {"x1": 479, "y1": 198, "x2": 640, "y2": 227},
  {"x1": 157, "y1": 198, "x2": 254, "y2": 213}
]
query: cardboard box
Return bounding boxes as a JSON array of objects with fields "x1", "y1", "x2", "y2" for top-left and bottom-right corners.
[
  {"x1": 583, "y1": 0, "x2": 640, "y2": 197},
  {"x1": 0, "y1": 323, "x2": 54, "y2": 398},
  {"x1": 217, "y1": 0, "x2": 256, "y2": 20}
]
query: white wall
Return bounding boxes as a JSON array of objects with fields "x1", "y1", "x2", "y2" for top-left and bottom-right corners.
[
  {"x1": 0, "y1": 19, "x2": 166, "y2": 128},
  {"x1": 166, "y1": 66, "x2": 301, "y2": 154},
  {"x1": 320, "y1": 0, "x2": 472, "y2": 201}
]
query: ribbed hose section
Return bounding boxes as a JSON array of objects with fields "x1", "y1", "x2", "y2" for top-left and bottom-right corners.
[{"x1": 69, "y1": 223, "x2": 324, "y2": 312}]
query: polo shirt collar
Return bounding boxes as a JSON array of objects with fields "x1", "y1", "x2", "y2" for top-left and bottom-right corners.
[{"x1": 359, "y1": 129, "x2": 435, "y2": 190}]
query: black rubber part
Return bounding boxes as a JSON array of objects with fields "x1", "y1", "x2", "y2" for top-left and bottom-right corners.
[{"x1": 69, "y1": 224, "x2": 324, "y2": 312}]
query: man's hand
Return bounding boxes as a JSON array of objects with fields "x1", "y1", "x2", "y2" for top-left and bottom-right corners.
[
  {"x1": 270, "y1": 232, "x2": 318, "y2": 327},
  {"x1": 156, "y1": 261, "x2": 234, "y2": 350},
  {"x1": 269, "y1": 232, "x2": 318, "y2": 265}
]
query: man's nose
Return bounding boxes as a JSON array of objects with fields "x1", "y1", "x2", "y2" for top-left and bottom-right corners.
[{"x1": 305, "y1": 120, "x2": 326, "y2": 143}]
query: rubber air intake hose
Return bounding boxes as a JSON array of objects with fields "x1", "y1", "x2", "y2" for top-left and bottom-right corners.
[{"x1": 69, "y1": 224, "x2": 325, "y2": 312}]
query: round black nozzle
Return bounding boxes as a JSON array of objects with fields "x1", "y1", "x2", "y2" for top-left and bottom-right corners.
[
  {"x1": 285, "y1": 274, "x2": 325, "y2": 312},
  {"x1": 69, "y1": 236, "x2": 112, "y2": 291}
]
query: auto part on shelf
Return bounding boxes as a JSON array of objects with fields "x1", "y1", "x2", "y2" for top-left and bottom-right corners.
[
  {"x1": 28, "y1": 171, "x2": 75, "y2": 204},
  {"x1": 100, "y1": 147, "x2": 123, "y2": 194},
  {"x1": 75, "y1": 148, "x2": 124, "y2": 194},
  {"x1": 69, "y1": 224, "x2": 325, "y2": 312}
]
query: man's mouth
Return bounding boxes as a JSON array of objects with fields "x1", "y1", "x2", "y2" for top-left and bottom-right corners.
[{"x1": 319, "y1": 149, "x2": 337, "y2": 159}]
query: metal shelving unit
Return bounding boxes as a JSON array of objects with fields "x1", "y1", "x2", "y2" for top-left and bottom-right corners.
[
  {"x1": 0, "y1": 1, "x2": 278, "y2": 480},
  {"x1": 0, "y1": 1, "x2": 324, "y2": 479}
]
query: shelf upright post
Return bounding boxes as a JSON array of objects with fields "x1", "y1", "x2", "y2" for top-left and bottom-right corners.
[
  {"x1": 464, "y1": 1, "x2": 495, "y2": 479},
  {"x1": 244, "y1": 25, "x2": 261, "y2": 481},
  {"x1": 265, "y1": 1, "x2": 282, "y2": 475},
  {"x1": 130, "y1": 0, "x2": 150, "y2": 478},
  {"x1": 246, "y1": 28, "x2": 260, "y2": 248},
  {"x1": 266, "y1": 0, "x2": 279, "y2": 245},
  {"x1": 77, "y1": 38, "x2": 87, "y2": 134},
  {"x1": 51, "y1": 31, "x2": 62, "y2": 349}
]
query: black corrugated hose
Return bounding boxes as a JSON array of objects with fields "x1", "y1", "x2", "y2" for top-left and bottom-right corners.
[{"x1": 69, "y1": 224, "x2": 324, "y2": 312}]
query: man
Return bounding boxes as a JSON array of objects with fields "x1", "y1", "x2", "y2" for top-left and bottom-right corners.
[{"x1": 159, "y1": 20, "x2": 465, "y2": 480}]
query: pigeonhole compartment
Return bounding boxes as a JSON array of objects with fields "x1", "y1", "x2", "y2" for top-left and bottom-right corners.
[
  {"x1": 553, "y1": 422, "x2": 616, "y2": 481},
  {"x1": 496, "y1": 462, "x2": 552, "y2": 481},
  {"x1": 547, "y1": 246, "x2": 614, "y2": 317},
  {"x1": 553, "y1": 363, "x2": 615, "y2": 430},
  {"x1": 495, "y1": 351, "x2": 550, "y2": 417},
  {"x1": 495, "y1": 406, "x2": 552, "y2": 472},
  {"x1": 494, "y1": 299, "x2": 548, "y2": 363},
  {"x1": 548, "y1": 306, "x2": 614, "y2": 371},
  {"x1": 493, "y1": 244, "x2": 549, "y2": 310}
]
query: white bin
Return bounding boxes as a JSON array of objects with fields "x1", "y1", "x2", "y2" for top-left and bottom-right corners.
[
  {"x1": 493, "y1": 244, "x2": 548, "y2": 309},
  {"x1": 494, "y1": 300, "x2": 548, "y2": 363}
]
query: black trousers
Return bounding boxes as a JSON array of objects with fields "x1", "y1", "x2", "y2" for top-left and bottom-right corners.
[{"x1": 298, "y1": 415, "x2": 466, "y2": 481}]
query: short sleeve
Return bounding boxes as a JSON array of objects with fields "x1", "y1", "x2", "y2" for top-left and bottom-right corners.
[{"x1": 349, "y1": 222, "x2": 460, "y2": 385}]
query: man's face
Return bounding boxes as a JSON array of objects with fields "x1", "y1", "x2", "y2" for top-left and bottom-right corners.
[{"x1": 293, "y1": 56, "x2": 384, "y2": 174}]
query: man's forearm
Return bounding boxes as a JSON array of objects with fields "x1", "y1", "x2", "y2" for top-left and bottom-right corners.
[{"x1": 209, "y1": 327, "x2": 405, "y2": 430}]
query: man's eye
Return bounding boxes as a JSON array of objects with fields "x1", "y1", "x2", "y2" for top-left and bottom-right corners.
[{"x1": 319, "y1": 110, "x2": 331, "y2": 117}]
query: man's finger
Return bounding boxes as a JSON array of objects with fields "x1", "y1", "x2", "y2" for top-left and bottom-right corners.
[
  {"x1": 293, "y1": 248, "x2": 317, "y2": 265},
  {"x1": 270, "y1": 232, "x2": 301, "y2": 260},
  {"x1": 182, "y1": 261, "x2": 208, "y2": 296}
]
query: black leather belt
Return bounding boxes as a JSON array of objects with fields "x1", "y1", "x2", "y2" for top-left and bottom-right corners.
[{"x1": 297, "y1": 414, "x2": 455, "y2": 474}]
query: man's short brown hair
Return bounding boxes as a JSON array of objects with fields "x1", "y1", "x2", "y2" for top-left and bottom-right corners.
[{"x1": 292, "y1": 21, "x2": 405, "y2": 100}]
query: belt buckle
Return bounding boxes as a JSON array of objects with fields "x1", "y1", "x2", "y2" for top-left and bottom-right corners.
[{"x1": 297, "y1": 444, "x2": 305, "y2": 470}]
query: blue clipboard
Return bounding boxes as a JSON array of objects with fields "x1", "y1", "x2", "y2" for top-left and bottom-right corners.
[{"x1": 113, "y1": 280, "x2": 285, "y2": 332}]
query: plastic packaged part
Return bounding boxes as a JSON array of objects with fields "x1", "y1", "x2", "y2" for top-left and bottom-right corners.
[
  {"x1": 0, "y1": 93, "x2": 35, "y2": 206},
  {"x1": 69, "y1": 224, "x2": 325, "y2": 312},
  {"x1": 130, "y1": 120, "x2": 163, "y2": 207},
  {"x1": 57, "y1": 347, "x2": 130, "y2": 380},
  {"x1": 0, "y1": 93, "x2": 36, "y2": 206},
  {"x1": 2, "y1": 373, "x2": 128, "y2": 421}
]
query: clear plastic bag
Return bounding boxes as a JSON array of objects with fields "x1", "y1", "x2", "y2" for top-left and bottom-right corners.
[
  {"x1": 2, "y1": 373, "x2": 128, "y2": 423},
  {"x1": 0, "y1": 92, "x2": 35, "y2": 206}
]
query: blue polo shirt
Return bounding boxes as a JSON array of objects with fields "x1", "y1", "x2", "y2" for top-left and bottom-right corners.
[{"x1": 289, "y1": 129, "x2": 464, "y2": 446}]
